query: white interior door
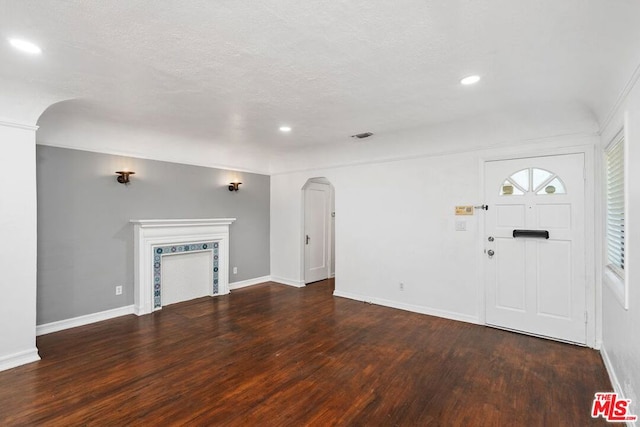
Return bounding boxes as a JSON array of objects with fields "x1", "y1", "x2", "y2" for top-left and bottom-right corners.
[
  {"x1": 484, "y1": 153, "x2": 586, "y2": 344},
  {"x1": 304, "y1": 182, "x2": 330, "y2": 284}
]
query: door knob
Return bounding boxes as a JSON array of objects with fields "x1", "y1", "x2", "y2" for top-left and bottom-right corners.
[
  {"x1": 306, "y1": 235, "x2": 310, "y2": 245},
  {"x1": 487, "y1": 249, "x2": 495, "y2": 258}
]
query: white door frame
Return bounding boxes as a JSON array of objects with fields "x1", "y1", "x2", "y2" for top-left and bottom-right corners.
[
  {"x1": 300, "y1": 178, "x2": 335, "y2": 285},
  {"x1": 478, "y1": 145, "x2": 597, "y2": 348}
]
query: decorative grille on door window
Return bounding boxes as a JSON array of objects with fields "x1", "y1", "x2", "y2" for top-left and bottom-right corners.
[{"x1": 499, "y1": 168, "x2": 567, "y2": 196}]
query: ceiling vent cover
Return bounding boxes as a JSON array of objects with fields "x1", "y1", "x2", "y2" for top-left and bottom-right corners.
[{"x1": 351, "y1": 132, "x2": 374, "y2": 139}]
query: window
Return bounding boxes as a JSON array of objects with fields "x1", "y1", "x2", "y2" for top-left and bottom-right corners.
[
  {"x1": 605, "y1": 135, "x2": 625, "y2": 277},
  {"x1": 499, "y1": 167, "x2": 567, "y2": 196}
]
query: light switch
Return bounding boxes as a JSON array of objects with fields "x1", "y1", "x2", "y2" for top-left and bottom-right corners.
[{"x1": 455, "y1": 220, "x2": 467, "y2": 231}]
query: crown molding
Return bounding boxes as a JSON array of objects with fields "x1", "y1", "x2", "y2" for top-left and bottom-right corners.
[
  {"x1": 0, "y1": 120, "x2": 39, "y2": 131},
  {"x1": 600, "y1": 59, "x2": 640, "y2": 134}
]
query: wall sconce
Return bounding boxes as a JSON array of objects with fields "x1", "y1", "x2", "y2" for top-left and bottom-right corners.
[
  {"x1": 228, "y1": 182, "x2": 242, "y2": 192},
  {"x1": 116, "y1": 171, "x2": 135, "y2": 185}
]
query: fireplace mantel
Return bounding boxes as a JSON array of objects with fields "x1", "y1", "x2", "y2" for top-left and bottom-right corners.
[
  {"x1": 131, "y1": 218, "x2": 237, "y2": 228},
  {"x1": 131, "y1": 218, "x2": 236, "y2": 315}
]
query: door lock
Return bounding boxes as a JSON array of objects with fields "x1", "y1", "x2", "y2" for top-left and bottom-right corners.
[
  {"x1": 488, "y1": 236, "x2": 494, "y2": 242},
  {"x1": 487, "y1": 249, "x2": 495, "y2": 258}
]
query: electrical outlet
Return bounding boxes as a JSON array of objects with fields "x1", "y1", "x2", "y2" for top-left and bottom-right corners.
[
  {"x1": 233, "y1": 267, "x2": 237, "y2": 275},
  {"x1": 399, "y1": 282, "x2": 404, "y2": 291},
  {"x1": 115, "y1": 285, "x2": 123, "y2": 295}
]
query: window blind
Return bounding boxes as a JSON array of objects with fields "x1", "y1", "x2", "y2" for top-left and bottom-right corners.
[{"x1": 606, "y1": 137, "x2": 624, "y2": 275}]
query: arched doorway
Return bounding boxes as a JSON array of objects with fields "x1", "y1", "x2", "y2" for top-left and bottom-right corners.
[{"x1": 301, "y1": 178, "x2": 335, "y2": 284}]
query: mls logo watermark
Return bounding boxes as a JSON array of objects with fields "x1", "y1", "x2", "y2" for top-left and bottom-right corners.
[{"x1": 592, "y1": 392, "x2": 637, "y2": 422}]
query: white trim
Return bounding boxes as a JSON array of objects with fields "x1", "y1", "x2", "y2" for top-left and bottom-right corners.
[
  {"x1": 594, "y1": 142, "x2": 605, "y2": 351},
  {"x1": 479, "y1": 144, "x2": 594, "y2": 164},
  {"x1": 271, "y1": 132, "x2": 597, "y2": 176},
  {"x1": 599, "y1": 59, "x2": 640, "y2": 135},
  {"x1": 229, "y1": 276, "x2": 271, "y2": 290},
  {"x1": 271, "y1": 276, "x2": 305, "y2": 288},
  {"x1": 584, "y1": 145, "x2": 598, "y2": 349},
  {"x1": 0, "y1": 120, "x2": 38, "y2": 131},
  {"x1": 477, "y1": 156, "x2": 487, "y2": 326},
  {"x1": 601, "y1": 344, "x2": 624, "y2": 399},
  {"x1": 604, "y1": 268, "x2": 627, "y2": 310},
  {"x1": 333, "y1": 290, "x2": 481, "y2": 325},
  {"x1": 36, "y1": 142, "x2": 271, "y2": 175},
  {"x1": 36, "y1": 274, "x2": 274, "y2": 336},
  {"x1": 130, "y1": 218, "x2": 236, "y2": 228},
  {"x1": 132, "y1": 219, "x2": 235, "y2": 315},
  {"x1": 36, "y1": 305, "x2": 135, "y2": 336},
  {"x1": 600, "y1": 345, "x2": 636, "y2": 427},
  {"x1": 299, "y1": 186, "x2": 306, "y2": 285},
  {"x1": 0, "y1": 348, "x2": 40, "y2": 372}
]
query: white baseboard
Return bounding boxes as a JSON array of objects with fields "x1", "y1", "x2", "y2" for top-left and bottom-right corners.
[
  {"x1": 230, "y1": 275, "x2": 271, "y2": 290},
  {"x1": 600, "y1": 345, "x2": 624, "y2": 396},
  {"x1": 600, "y1": 344, "x2": 637, "y2": 427},
  {"x1": 333, "y1": 290, "x2": 481, "y2": 325},
  {"x1": 601, "y1": 344, "x2": 624, "y2": 395},
  {"x1": 37, "y1": 305, "x2": 135, "y2": 336},
  {"x1": 270, "y1": 276, "x2": 305, "y2": 288},
  {"x1": 0, "y1": 348, "x2": 40, "y2": 372}
]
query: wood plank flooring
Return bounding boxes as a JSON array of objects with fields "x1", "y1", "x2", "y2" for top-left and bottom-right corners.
[{"x1": 0, "y1": 279, "x2": 611, "y2": 426}]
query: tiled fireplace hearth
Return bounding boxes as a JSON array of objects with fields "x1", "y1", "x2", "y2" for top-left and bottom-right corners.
[{"x1": 131, "y1": 218, "x2": 236, "y2": 316}]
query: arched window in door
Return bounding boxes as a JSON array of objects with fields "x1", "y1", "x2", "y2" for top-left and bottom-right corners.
[{"x1": 499, "y1": 167, "x2": 567, "y2": 196}]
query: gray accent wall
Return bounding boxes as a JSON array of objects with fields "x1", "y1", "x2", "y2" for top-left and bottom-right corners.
[{"x1": 36, "y1": 145, "x2": 270, "y2": 324}]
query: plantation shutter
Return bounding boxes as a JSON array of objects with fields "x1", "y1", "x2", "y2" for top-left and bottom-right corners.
[{"x1": 606, "y1": 138, "x2": 625, "y2": 275}]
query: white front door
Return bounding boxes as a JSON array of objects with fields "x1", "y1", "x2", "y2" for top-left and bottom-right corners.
[
  {"x1": 484, "y1": 153, "x2": 586, "y2": 344},
  {"x1": 304, "y1": 182, "x2": 330, "y2": 284}
]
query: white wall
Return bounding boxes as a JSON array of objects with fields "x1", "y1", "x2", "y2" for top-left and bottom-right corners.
[
  {"x1": 37, "y1": 101, "x2": 272, "y2": 174},
  {"x1": 271, "y1": 132, "x2": 598, "y2": 328},
  {"x1": 269, "y1": 106, "x2": 598, "y2": 175},
  {"x1": 0, "y1": 122, "x2": 39, "y2": 371},
  {"x1": 600, "y1": 69, "x2": 640, "y2": 418}
]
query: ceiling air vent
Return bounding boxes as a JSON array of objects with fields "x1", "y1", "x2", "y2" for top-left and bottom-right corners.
[{"x1": 351, "y1": 132, "x2": 374, "y2": 139}]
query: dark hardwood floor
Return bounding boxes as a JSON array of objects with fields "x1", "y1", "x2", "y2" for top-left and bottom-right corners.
[{"x1": 0, "y1": 279, "x2": 611, "y2": 426}]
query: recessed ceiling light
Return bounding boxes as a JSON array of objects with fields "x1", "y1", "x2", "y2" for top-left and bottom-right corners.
[
  {"x1": 8, "y1": 38, "x2": 42, "y2": 55},
  {"x1": 460, "y1": 75, "x2": 481, "y2": 85},
  {"x1": 279, "y1": 126, "x2": 292, "y2": 132}
]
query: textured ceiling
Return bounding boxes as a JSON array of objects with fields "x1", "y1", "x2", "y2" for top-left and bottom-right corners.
[{"x1": 2, "y1": 1, "x2": 640, "y2": 170}]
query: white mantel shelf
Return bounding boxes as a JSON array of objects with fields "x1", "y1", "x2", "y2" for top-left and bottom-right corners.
[
  {"x1": 130, "y1": 218, "x2": 237, "y2": 227},
  {"x1": 132, "y1": 218, "x2": 236, "y2": 316}
]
